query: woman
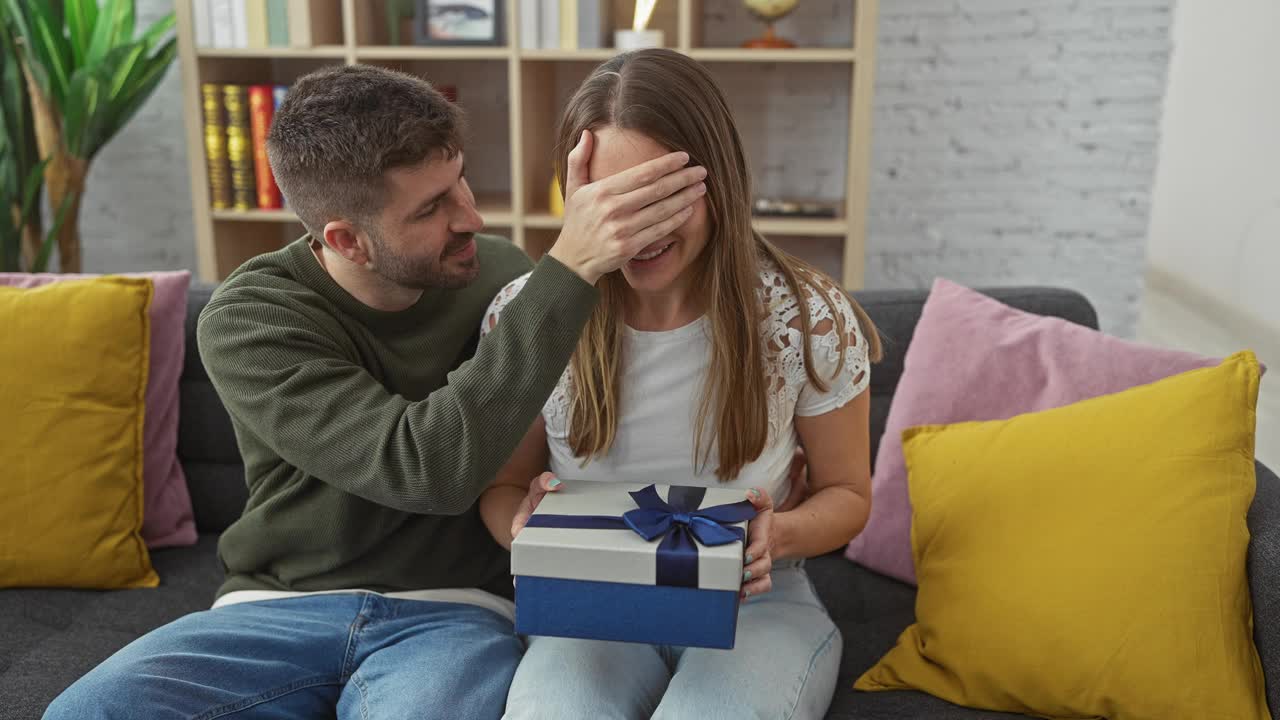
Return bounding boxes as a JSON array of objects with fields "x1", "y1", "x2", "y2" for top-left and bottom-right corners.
[{"x1": 480, "y1": 49, "x2": 882, "y2": 719}]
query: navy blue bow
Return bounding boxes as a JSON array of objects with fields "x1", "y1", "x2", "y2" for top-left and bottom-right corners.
[{"x1": 524, "y1": 484, "x2": 757, "y2": 588}]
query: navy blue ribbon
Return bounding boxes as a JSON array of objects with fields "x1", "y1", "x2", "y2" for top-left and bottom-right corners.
[{"x1": 524, "y1": 484, "x2": 757, "y2": 588}]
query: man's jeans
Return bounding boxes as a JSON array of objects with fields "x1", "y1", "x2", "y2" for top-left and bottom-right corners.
[{"x1": 44, "y1": 593, "x2": 522, "y2": 720}]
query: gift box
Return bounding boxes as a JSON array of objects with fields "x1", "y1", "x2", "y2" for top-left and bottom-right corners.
[{"x1": 511, "y1": 481, "x2": 756, "y2": 650}]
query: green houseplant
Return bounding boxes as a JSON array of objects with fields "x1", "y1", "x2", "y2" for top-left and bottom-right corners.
[
  {"x1": 0, "y1": 17, "x2": 67, "y2": 272},
  {"x1": 1, "y1": 0, "x2": 176, "y2": 273}
]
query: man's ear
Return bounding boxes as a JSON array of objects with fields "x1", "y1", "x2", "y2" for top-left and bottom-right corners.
[{"x1": 321, "y1": 220, "x2": 371, "y2": 267}]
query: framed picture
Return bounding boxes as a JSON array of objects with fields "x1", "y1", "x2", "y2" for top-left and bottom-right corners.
[{"x1": 414, "y1": 1, "x2": 505, "y2": 46}]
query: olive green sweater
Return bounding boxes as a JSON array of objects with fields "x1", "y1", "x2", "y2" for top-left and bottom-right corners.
[{"x1": 197, "y1": 235, "x2": 596, "y2": 599}]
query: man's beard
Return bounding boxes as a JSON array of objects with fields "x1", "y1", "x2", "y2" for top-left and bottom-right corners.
[{"x1": 369, "y1": 229, "x2": 479, "y2": 291}]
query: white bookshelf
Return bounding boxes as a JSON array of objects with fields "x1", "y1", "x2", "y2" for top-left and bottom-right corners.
[{"x1": 177, "y1": 0, "x2": 878, "y2": 287}]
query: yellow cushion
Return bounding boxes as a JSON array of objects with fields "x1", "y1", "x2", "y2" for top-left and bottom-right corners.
[
  {"x1": 0, "y1": 277, "x2": 158, "y2": 589},
  {"x1": 856, "y1": 351, "x2": 1270, "y2": 720}
]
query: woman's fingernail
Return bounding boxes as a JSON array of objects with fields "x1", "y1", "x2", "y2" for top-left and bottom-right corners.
[
  {"x1": 742, "y1": 589, "x2": 751, "y2": 599},
  {"x1": 750, "y1": 488, "x2": 761, "y2": 499},
  {"x1": 745, "y1": 553, "x2": 754, "y2": 564},
  {"x1": 743, "y1": 569, "x2": 752, "y2": 582},
  {"x1": 549, "y1": 478, "x2": 562, "y2": 488}
]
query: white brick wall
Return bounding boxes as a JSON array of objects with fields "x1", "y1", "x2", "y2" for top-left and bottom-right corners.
[
  {"x1": 83, "y1": 0, "x2": 1173, "y2": 335},
  {"x1": 867, "y1": 0, "x2": 1174, "y2": 336}
]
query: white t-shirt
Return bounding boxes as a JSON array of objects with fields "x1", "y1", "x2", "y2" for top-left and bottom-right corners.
[{"x1": 482, "y1": 264, "x2": 871, "y2": 504}]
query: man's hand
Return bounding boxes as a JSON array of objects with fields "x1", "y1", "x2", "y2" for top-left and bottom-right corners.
[{"x1": 548, "y1": 130, "x2": 707, "y2": 284}]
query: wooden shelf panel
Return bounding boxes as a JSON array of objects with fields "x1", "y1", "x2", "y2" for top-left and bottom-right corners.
[
  {"x1": 523, "y1": 213, "x2": 564, "y2": 229},
  {"x1": 212, "y1": 209, "x2": 300, "y2": 222},
  {"x1": 196, "y1": 45, "x2": 348, "y2": 59},
  {"x1": 522, "y1": 214, "x2": 847, "y2": 237},
  {"x1": 518, "y1": 48, "x2": 854, "y2": 64},
  {"x1": 753, "y1": 217, "x2": 849, "y2": 236},
  {"x1": 519, "y1": 49, "x2": 619, "y2": 62},
  {"x1": 688, "y1": 48, "x2": 856, "y2": 63},
  {"x1": 355, "y1": 46, "x2": 513, "y2": 61},
  {"x1": 212, "y1": 199, "x2": 515, "y2": 227}
]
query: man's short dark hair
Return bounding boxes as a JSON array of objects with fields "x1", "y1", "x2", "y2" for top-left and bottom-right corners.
[{"x1": 267, "y1": 64, "x2": 465, "y2": 237}]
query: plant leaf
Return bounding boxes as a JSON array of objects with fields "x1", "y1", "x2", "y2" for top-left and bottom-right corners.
[
  {"x1": 20, "y1": 0, "x2": 74, "y2": 109},
  {"x1": 138, "y1": 11, "x2": 174, "y2": 52},
  {"x1": 86, "y1": 0, "x2": 131, "y2": 68},
  {"x1": 63, "y1": 0, "x2": 98, "y2": 66},
  {"x1": 100, "y1": 37, "x2": 174, "y2": 149},
  {"x1": 61, "y1": 66, "x2": 102, "y2": 157},
  {"x1": 33, "y1": 187, "x2": 72, "y2": 272},
  {"x1": 18, "y1": 157, "x2": 50, "y2": 223},
  {"x1": 103, "y1": 41, "x2": 144, "y2": 102}
]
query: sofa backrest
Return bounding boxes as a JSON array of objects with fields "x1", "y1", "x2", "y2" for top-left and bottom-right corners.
[{"x1": 176, "y1": 283, "x2": 1098, "y2": 534}]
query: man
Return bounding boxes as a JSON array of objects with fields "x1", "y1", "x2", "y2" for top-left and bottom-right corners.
[{"x1": 46, "y1": 64, "x2": 706, "y2": 719}]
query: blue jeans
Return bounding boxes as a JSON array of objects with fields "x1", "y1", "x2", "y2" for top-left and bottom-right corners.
[
  {"x1": 44, "y1": 593, "x2": 523, "y2": 720},
  {"x1": 503, "y1": 564, "x2": 841, "y2": 720}
]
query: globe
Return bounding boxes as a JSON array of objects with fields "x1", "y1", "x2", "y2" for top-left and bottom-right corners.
[
  {"x1": 743, "y1": 0, "x2": 799, "y2": 48},
  {"x1": 745, "y1": 0, "x2": 799, "y2": 20}
]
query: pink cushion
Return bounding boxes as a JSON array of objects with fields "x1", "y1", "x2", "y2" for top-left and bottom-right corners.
[
  {"x1": 846, "y1": 278, "x2": 1227, "y2": 584},
  {"x1": 0, "y1": 271, "x2": 197, "y2": 548}
]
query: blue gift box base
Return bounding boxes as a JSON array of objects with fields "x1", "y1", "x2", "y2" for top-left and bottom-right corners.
[{"x1": 515, "y1": 576, "x2": 741, "y2": 650}]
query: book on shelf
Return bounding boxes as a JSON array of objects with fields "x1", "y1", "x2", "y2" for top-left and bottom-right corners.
[
  {"x1": 223, "y1": 85, "x2": 257, "y2": 211},
  {"x1": 203, "y1": 83, "x2": 291, "y2": 213},
  {"x1": 248, "y1": 86, "x2": 283, "y2": 210},
  {"x1": 520, "y1": 0, "x2": 540, "y2": 49},
  {"x1": 273, "y1": 85, "x2": 289, "y2": 209},
  {"x1": 577, "y1": 0, "x2": 611, "y2": 50},
  {"x1": 194, "y1": 0, "x2": 319, "y2": 49},
  {"x1": 227, "y1": 0, "x2": 249, "y2": 48},
  {"x1": 523, "y1": 1, "x2": 611, "y2": 50},
  {"x1": 206, "y1": 0, "x2": 234, "y2": 49},
  {"x1": 266, "y1": 0, "x2": 290, "y2": 47},
  {"x1": 539, "y1": 0, "x2": 559, "y2": 50},
  {"x1": 200, "y1": 83, "x2": 231, "y2": 210},
  {"x1": 245, "y1": 1, "x2": 269, "y2": 48}
]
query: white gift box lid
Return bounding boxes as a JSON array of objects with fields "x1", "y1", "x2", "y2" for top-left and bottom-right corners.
[{"x1": 510, "y1": 481, "x2": 749, "y2": 593}]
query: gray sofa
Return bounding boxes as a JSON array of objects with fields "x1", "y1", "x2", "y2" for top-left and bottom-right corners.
[{"x1": 1, "y1": 285, "x2": 1275, "y2": 720}]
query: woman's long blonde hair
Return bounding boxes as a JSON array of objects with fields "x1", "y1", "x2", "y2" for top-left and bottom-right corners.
[{"x1": 554, "y1": 49, "x2": 883, "y2": 481}]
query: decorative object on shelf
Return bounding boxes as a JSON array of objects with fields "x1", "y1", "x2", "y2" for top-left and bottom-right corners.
[
  {"x1": 752, "y1": 197, "x2": 838, "y2": 218},
  {"x1": 615, "y1": 0, "x2": 663, "y2": 50},
  {"x1": 415, "y1": 0, "x2": 504, "y2": 46},
  {"x1": 742, "y1": 0, "x2": 798, "y2": 49},
  {"x1": 385, "y1": 0, "x2": 417, "y2": 45},
  {"x1": 0, "y1": 0, "x2": 177, "y2": 273},
  {"x1": 549, "y1": 175, "x2": 563, "y2": 218}
]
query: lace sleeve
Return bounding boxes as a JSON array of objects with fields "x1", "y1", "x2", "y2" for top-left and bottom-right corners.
[
  {"x1": 480, "y1": 272, "x2": 533, "y2": 338},
  {"x1": 794, "y1": 278, "x2": 871, "y2": 417}
]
